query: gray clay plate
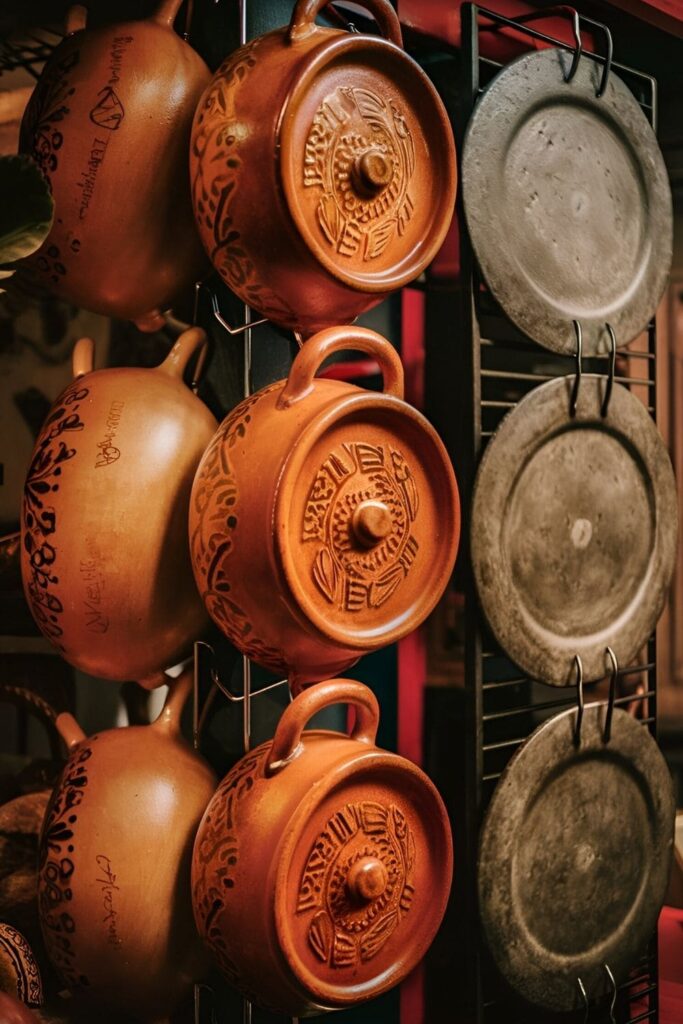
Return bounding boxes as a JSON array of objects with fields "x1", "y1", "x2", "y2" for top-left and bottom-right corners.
[
  {"x1": 462, "y1": 48, "x2": 673, "y2": 354},
  {"x1": 471, "y1": 375, "x2": 678, "y2": 685},
  {"x1": 478, "y1": 704, "x2": 675, "y2": 1011}
]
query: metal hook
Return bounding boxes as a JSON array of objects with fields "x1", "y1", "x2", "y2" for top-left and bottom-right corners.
[
  {"x1": 573, "y1": 654, "x2": 585, "y2": 745},
  {"x1": 577, "y1": 977, "x2": 589, "y2": 1024},
  {"x1": 604, "y1": 963, "x2": 617, "y2": 1023},
  {"x1": 600, "y1": 324, "x2": 616, "y2": 418},
  {"x1": 559, "y1": 7, "x2": 582, "y2": 83},
  {"x1": 211, "y1": 667, "x2": 290, "y2": 706},
  {"x1": 496, "y1": 7, "x2": 582, "y2": 83},
  {"x1": 570, "y1": 320, "x2": 582, "y2": 417},
  {"x1": 194, "y1": 982, "x2": 218, "y2": 1024},
  {"x1": 211, "y1": 291, "x2": 268, "y2": 336},
  {"x1": 604, "y1": 647, "x2": 618, "y2": 744},
  {"x1": 578, "y1": 15, "x2": 614, "y2": 97},
  {"x1": 192, "y1": 279, "x2": 202, "y2": 326}
]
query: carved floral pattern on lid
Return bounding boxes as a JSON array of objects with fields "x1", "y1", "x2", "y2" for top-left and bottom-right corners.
[{"x1": 303, "y1": 87, "x2": 415, "y2": 263}]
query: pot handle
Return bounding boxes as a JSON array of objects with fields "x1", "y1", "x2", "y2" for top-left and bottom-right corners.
[
  {"x1": 72, "y1": 337, "x2": 94, "y2": 379},
  {"x1": 288, "y1": 0, "x2": 403, "y2": 47},
  {"x1": 277, "y1": 326, "x2": 404, "y2": 409},
  {"x1": 157, "y1": 326, "x2": 208, "y2": 382},
  {"x1": 267, "y1": 678, "x2": 379, "y2": 774},
  {"x1": 151, "y1": 665, "x2": 194, "y2": 736},
  {"x1": 66, "y1": 5, "x2": 87, "y2": 34},
  {"x1": 153, "y1": 0, "x2": 185, "y2": 27},
  {"x1": 0, "y1": 683, "x2": 85, "y2": 755}
]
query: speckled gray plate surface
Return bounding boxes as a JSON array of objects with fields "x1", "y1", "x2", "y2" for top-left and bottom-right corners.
[
  {"x1": 462, "y1": 48, "x2": 673, "y2": 355},
  {"x1": 471, "y1": 375, "x2": 677, "y2": 685},
  {"x1": 478, "y1": 703, "x2": 675, "y2": 1012}
]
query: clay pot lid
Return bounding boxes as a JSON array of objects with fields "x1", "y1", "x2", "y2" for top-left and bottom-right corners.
[
  {"x1": 274, "y1": 393, "x2": 460, "y2": 650},
  {"x1": 279, "y1": 32, "x2": 457, "y2": 293},
  {"x1": 273, "y1": 748, "x2": 453, "y2": 1007}
]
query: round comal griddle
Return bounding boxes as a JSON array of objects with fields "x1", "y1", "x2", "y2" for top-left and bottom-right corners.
[
  {"x1": 462, "y1": 48, "x2": 673, "y2": 355},
  {"x1": 471, "y1": 375, "x2": 677, "y2": 685},
  {"x1": 478, "y1": 703, "x2": 675, "y2": 1012}
]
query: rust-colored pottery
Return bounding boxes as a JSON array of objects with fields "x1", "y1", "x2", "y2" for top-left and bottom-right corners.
[
  {"x1": 190, "y1": 0, "x2": 457, "y2": 335},
  {"x1": 0, "y1": 925, "x2": 42, "y2": 1008},
  {"x1": 189, "y1": 325, "x2": 460, "y2": 690},
  {"x1": 192, "y1": 679, "x2": 453, "y2": 1015},
  {"x1": 38, "y1": 669, "x2": 217, "y2": 1022},
  {"x1": 0, "y1": 992, "x2": 37, "y2": 1024},
  {"x1": 21, "y1": 327, "x2": 217, "y2": 687},
  {"x1": 19, "y1": 0, "x2": 210, "y2": 331}
]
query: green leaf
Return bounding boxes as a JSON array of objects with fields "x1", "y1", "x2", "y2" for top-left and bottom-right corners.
[{"x1": 0, "y1": 154, "x2": 54, "y2": 264}]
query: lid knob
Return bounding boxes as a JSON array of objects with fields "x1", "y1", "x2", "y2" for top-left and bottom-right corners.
[
  {"x1": 351, "y1": 501, "x2": 393, "y2": 548},
  {"x1": 351, "y1": 150, "x2": 392, "y2": 198},
  {"x1": 346, "y1": 856, "x2": 388, "y2": 903}
]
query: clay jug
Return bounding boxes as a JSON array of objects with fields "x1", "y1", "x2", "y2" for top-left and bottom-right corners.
[
  {"x1": 19, "y1": 0, "x2": 210, "y2": 330},
  {"x1": 38, "y1": 668, "x2": 217, "y2": 1022},
  {"x1": 0, "y1": 992, "x2": 37, "y2": 1024},
  {"x1": 21, "y1": 327, "x2": 217, "y2": 687},
  {"x1": 189, "y1": 325, "x2": 460, "y2": 691},
  {"x1": 0, "y1": 925, "x2": 42, "y2": 1009},
  {"x1": 190, "y1": 0, "x2": 456, "y2": 335},
  {"x1": 192, "y1": 679, "x2": 453, "y2": 1015}
]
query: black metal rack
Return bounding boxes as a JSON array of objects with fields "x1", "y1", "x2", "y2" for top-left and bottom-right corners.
[{"x1": 425, "y1": 5, "x2": 662, "y2": 1022}]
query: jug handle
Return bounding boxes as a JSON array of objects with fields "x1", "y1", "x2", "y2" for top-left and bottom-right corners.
[
  {"x1": 72, "y1": 337, "x2": 94, "y2": 379},
  {"x1": 277, "y1": 325, "x2": 404, "y2": 409},
  {"x1": 0, "y1": 683, "x2": 86, "y2": 755},
  {"x1": 65, "y1": 5, "x2": 87, "y2": 34},
  {"x1": 267, "y1": 678, "x2": 379, "y2": 774},
  {"x1": 152, "y1": 666, "x2": 194, "y2": 736},
  {"x1": 288, "y1": 0, "x2": 403, "y2": 47},
  {"x1": 55, "y1": 712, "x2": 87, "y2": 751},
  {"x1": 153, "y1": 0, "x2": 186, "y2": 28},
  {"x1": 157, "y1": 326, "x2": 208, "y2": 382}
]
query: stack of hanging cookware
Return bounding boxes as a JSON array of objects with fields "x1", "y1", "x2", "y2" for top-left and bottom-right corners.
[
  {"x1": 461, "y1": 45, "x2": 677, "y2": 1014},
  {"x1": 14, "y1": 0, "x2": 462, "y2": 1019}
]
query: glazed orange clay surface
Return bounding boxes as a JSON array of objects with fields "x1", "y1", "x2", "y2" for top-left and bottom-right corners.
[
  {"x1": 192, "y1": 679, "x2": 453, "y2": 1016},
  {"x1": 37, "y1": 669, "x2": 217, "y2": 1022},
  {"x1": 20, "y1": 0, "x2": 209, "y2": 329},
  {"x1": 189, "y1": 325, "x2": 460, "y2": 691},
  {"x1": 21, "y1": 327, "x2": 216, "y2": 685},
  {"x1": 191, "y1": 0, "x2": 456, "y2": 335}
]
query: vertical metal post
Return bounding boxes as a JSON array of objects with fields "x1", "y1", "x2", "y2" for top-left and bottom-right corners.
[{"x1": 459, "y1": 9, "x2": 484, "y2": 1021}]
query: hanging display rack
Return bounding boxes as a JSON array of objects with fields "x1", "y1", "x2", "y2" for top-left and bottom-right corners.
[{"x1": 429, "y1": 5, "x2": 663, "y2": 1022}]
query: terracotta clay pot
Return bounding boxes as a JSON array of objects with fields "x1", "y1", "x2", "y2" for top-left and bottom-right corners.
[
  {"x1": 190, "y1": 0, "x2": 457, "y2": 335},
  {"x1": 0, "y1": 992, "x2": 37, "y2": 1024},
  {"x1": 0, "y1": 925, "x2": 42, "y2": 1008},
  {"x1": 38, "y1": 669, "x2": 217, "y2": 1022},
  {"x1": 189, "y1": 325, "x2": 460, "y2": 691},
  {"x1": 21, "y1": 327, "x2": 217, "y2": 687},
  {"x1": 19, "y1": 0, "x2": 210, "y2": 331},
  {"x1": 192, "y1": 679, "x2": 453, "y2": 1016}
]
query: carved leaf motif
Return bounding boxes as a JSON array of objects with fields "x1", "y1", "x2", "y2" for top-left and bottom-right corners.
[
  {"x1": 353, "y1": 87, "x2": 388, "y2": 123},
  {"x1": 339, "y1": 220, "x2": 362, "y2": 258},
  {"x1": 332, "y1": 931, "x2": 357, "y2": 968},
  {"x1": 308, "y1": 911, "x2": 333, "y2": 963},
  {"x1": 358, "y1": 803, "x2": 388, "y2": 834},
  {"x1": 402, "y1": 473, "x2": 420, "y2": 521},
  {"x1": 313, "y1": 548, "x2": 338, "y2": 605},
  {"x1": 396, "y1": 195, "x2": 415, "y2": 238},
  {"x1": 360, "y1": 911, "x2": 399, "y2": 962},
  {"x1": 369, "y1": 569, "x2": 402, "y2": 608},
  {"x1": 365, "y1": 219, "x2": 397, "y2": 261},
  {"x1": 317, "y1": 194, "x2": 343, "y2": 247}
]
